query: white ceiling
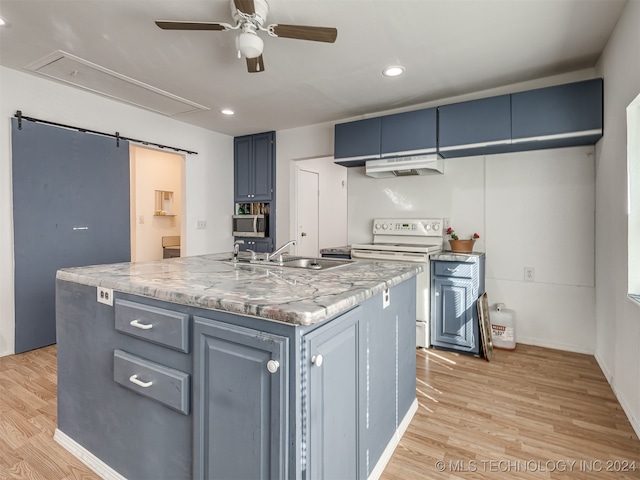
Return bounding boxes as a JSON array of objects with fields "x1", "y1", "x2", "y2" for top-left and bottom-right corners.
[{"x1": 0, "y1": 0, "x2": 627, "y2": 137}]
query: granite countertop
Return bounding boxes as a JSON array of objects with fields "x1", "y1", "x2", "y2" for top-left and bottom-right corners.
[
  {"x1": 56, "y1": 253, "x2": 422, "y2": 326},
  {"x1": 431, "y1": 251, "x2": 486, "y2": 263}
]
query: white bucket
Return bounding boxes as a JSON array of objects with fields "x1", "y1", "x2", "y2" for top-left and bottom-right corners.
[{"x1": 490, "y1": 303, "x2": 516, "y2": 350}]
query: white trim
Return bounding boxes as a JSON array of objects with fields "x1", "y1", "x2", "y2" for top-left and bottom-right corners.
[
  {"x1": 594, "y1": 353, "x2": 640, "y2": 440},
  {"x1": 515, "y1": 337, "x2": 594, "y2": 355},
  {"x1": 367, "y1": 398, "x2": 418, "y2": 480},
  {"x1": 438, "y1": 139, "x2": 511, "y2": 152},
  {"x1": 511, "y1": 129, "x2": 602, "y2": 144},
  {"x1": 381, "y1": 147, "x2": 437, "y2": 158},
  {"x1": 54, "y1": 429, "x2": 127, "y2": 480}
]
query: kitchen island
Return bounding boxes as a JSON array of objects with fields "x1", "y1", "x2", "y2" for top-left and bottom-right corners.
[{"x1": 55, "y1": 253, "x2": 421, "y2": 480}]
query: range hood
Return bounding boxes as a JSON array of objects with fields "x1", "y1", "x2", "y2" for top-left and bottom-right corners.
[{"x1": 365, "y1": 155, "x2": 444, "y2": 178}]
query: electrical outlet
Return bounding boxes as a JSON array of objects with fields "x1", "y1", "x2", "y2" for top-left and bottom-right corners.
[
  {"x1": 138, "y1": 215, "x2": 144, "y2": 224},
  {"x1": 524, "y1": 267, "x2": 535, "y2": 282},
  {"x1": 443, "y1": 218, "x2": 452, "y2": 230},
  {"x1": 197, "y1": 219, "x2": 207, "y2": 229},
  {"x1": 97, "y1": 286, "x2": 113, "y2": 306},
  {"x1": 383, "y1": 288, "x2": 390, "y2": 309},
  {"x1": 169, "y1": 216, "x2": 176, "y2": 227}
]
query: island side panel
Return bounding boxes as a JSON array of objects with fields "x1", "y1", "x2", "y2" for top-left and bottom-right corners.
[{"x1": 56, "y1": 280, "x2": 192, "y2": 480}]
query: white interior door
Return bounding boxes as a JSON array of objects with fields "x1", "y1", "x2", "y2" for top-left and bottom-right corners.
[{"x1": 297, "y1": 169, "x2": 319, "y2": 257}]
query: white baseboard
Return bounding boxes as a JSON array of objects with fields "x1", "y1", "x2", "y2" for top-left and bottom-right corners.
[
  {"x1": 516, "y1": 337, "x2": 594, "y2": 355},
  {"x1": 54, "y1": 429, "x2": 126, "y2": 480},
  {"x1": 594, "y1": 353, "x2": 640, "y2": 440},
  {"x1": 367, "y1": 399, "x2": 418, "y2": 480}
]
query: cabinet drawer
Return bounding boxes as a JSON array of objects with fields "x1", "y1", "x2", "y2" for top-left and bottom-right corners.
[
  {"x1": 115, "y1": 299, "x2": 189, "y2": 352},
  {"x1": 113, "y1": 349, "x2": 190, "y2": 415},
  {"x1": 433, "y1": 262, "x2": 473, "y2": 278}
]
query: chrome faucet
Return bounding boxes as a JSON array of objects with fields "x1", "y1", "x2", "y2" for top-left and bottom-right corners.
[
  {"x1": 267, "y1": 240, "x2": 297, "y2": 263},
  {"x1": 233, "y1": 240, "x2": 244, "y2": 261}
]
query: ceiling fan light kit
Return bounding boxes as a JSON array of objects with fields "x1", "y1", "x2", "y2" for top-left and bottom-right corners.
[{"x1": 156, "y1": 0, "x2": 337, "y2": 73}]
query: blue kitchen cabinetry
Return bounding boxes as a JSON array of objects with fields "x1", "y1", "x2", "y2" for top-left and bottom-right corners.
[
  {"x1": 193, "y1": 318, "x2": 288, "y2": 479},
  {"x1": 234, "y1": 131, "x2": 276, "y2": 251},
  {"x1": 430, "y1": 254, "x2": 485, "y2": 355},
  {"x1": 234, "y1": 131, "x2": 275, "y2": 202},
  {"x1": 237, "y1": 237, "x2": 272, "y2": 254},
  {"x1": 55, "y1": 276, "x2": 417, "y2": 479},
  {"x1": 511, "y1": 78, "x2": 603, "y2": 150},
  {"x1": 438, "y1": 95, "x2": 512, "y2": 158},
  {"x1": 334, "y1": 108, "x2": 438, "y2": 167},
  {"x1": 334, "y1": 117, "x2": 381, "y2": 167}
]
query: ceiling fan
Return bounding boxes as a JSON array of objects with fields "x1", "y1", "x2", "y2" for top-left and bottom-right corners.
[{"x1": 155, "y1": 0, "x2": 338, "y2": 73}]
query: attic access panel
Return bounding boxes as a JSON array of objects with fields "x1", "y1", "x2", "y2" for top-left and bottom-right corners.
[{"x1": 26, "y1": 50, "x2": 209, "y2": 117}]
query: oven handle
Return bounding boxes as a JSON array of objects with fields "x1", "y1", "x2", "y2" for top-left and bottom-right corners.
[{"x1": 351, "y1": 249, "x2": 430, "y2": 263}]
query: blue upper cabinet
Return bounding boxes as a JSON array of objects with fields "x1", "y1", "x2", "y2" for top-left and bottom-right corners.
[
  {"x1": 511, "y1": 78, "x2": 603, "y2": 150},
  {"x1": 234, "y1": 131, "x2": 274, "y2": 202},
  {"x1": 380, "y1": 108, "x2": 438, "y2": 157},
  {"x1": 334, "y1": 117, "x2": 381, "y2": 167},
  {"x1": 438, "y1": 95, "x2": 512, "y2": 158}
]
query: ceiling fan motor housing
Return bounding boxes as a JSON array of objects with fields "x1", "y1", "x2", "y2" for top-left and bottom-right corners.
[{"x1": 231, "y1": 0, "x2": 269, "y2": 27}]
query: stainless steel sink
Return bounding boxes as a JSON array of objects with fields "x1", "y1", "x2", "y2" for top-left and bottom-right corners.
[
  {"x1": 224, "y1": 255, "x2": 352, "y2": 271},
  {"x1": 280, "y1": 257, "x2": 352, "y2": 270}
]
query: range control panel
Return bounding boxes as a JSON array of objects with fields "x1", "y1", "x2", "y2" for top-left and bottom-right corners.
[{"x1": 372, "y1": 218, "x2": 444, "y2": 236}]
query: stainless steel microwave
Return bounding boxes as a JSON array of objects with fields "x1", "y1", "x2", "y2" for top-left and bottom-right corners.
[{"x1": 233, "y1": 214, "x2": 268, "y2": 237}]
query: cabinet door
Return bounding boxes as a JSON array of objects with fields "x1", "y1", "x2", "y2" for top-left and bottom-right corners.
[
  {"x1": 252, "y1": 131, "x2": 274, "y2": 201},
  {"x1": 381, "y1": 108, "x2": 437, "y2": 157},
  {"x1": 438, "y1": 95, "x2": 512, "y2": 158},
  {"x1": 334, "y1": 117, "x2": 381, "y2": 167},
  {"x1": 511, "y1": 78, "x2": 603, "y2": 148},
  {"x1": 431, "y1": 276, "x2": 478, "y2": 353},
  {"x1": 193, "y1": 318, "x2": 288, "y2": 480},
  {"x1": 305, "y1": 307, "x2": 361, "y2": 480},
  {"x1": 234, "y1": 135, "x2": 253, "y2": 201}
]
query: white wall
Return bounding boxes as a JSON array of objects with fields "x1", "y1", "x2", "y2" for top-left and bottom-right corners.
[
  {"x1": 594, "y1": 0, "x2": 640, "y2": 436},
  {"x1": 130, "y1": 146, "x2": 182, "y2": 262},
  {"x1": 0, "y1": 65, "x2": 233, "y2": 357},
  {"x1": 347, "y1": 147, "x2": 596, "y2": 353}
]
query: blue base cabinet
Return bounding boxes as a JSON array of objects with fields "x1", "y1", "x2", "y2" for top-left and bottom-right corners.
[
  {"x1": 193, "y1": 318, "x2": 288, "y2": 480},
  {"x1": 430, "y1": 255, "x2": 485, "y2": 355},
  {"x1": 56, "y1": 277, "x2": 417, "y2": 480}
]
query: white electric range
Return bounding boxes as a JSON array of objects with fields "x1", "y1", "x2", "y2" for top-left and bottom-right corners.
[{"x1": 351, "y1": 218, "x2": 444, "y2": 348}]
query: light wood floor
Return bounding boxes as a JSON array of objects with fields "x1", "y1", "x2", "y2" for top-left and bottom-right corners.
[{"x1": 0, "y1": 344, "x2": 638, "y2": 479}]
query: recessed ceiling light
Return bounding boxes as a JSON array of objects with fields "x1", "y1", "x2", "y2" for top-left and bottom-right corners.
[
  {"x1": 0, "y1": 17, "x2": 6, "y2": 26},
  {"x1": 383, "y1": 66, "x2": 405, "y2": 77},
  {"x1": 221, "y1": 109, "x2": 235, "y2": 115}
]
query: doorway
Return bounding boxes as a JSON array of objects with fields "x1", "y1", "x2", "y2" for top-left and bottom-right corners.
[{"x1": 130, "y1": 146, "x2": 183, "y2": 262}]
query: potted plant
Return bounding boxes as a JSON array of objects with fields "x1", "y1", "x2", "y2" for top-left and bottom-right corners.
[{"x1": 446, "y1": 227, "x2": 480, "y2": 253}]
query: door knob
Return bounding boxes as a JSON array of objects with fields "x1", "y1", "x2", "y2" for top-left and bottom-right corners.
[
  {"x1": 301, "y1": 232, "x2": 307, "y2": 237},
  {"x1": 311, "y1": 354, "x2": 323, "y2": 367}
]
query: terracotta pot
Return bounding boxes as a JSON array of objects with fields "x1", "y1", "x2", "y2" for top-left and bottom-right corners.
[{"x1": 448, "y1": 239, "x2": 475, "y2": 254}]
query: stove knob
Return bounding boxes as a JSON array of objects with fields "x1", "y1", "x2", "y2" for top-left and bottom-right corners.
[
  {"x1": 433, "y1": 223, "x2": 440, "y2": 230},
  {"x1": 425, "y1": 224, "x2": 431, "y2": 230},
  {"x1": 382, "y1": 223, "x2": 388, "y2": 230},
  {"x1": 375, "y1": 223, "x2": 381, "y2": 230}
]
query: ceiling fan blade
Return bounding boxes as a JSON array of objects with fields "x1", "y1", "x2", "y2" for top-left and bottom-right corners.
[
  {"x1": 234, "y1": 0, "x2": 256, "y2": 15},
  {"x1": 155, "y1": 21, "x2": 228, "y2": 31},
  {"x1": 270, "y1": 24, "x2": 337, "y2": 43},
  {"x1": 246, "y1": 55, "x2": 265, "y2": 73}
]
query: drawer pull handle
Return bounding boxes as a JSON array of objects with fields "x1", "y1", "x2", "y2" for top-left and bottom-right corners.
[
  {"x1": 129, "y1": 374, "x2": 153, "y2": 388},
  {"x1": 130, "y1": 319, "x2": 153, "y2": 330},
  {"x1": 446, "y1": 268, "x2": 458, "y2": 272},
  {"x1": 311, "y1": 354, "x2": 324, "y2": 367},
  {"x1": 266, "y1": 360, "x2": 280, "y2": 373}
]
